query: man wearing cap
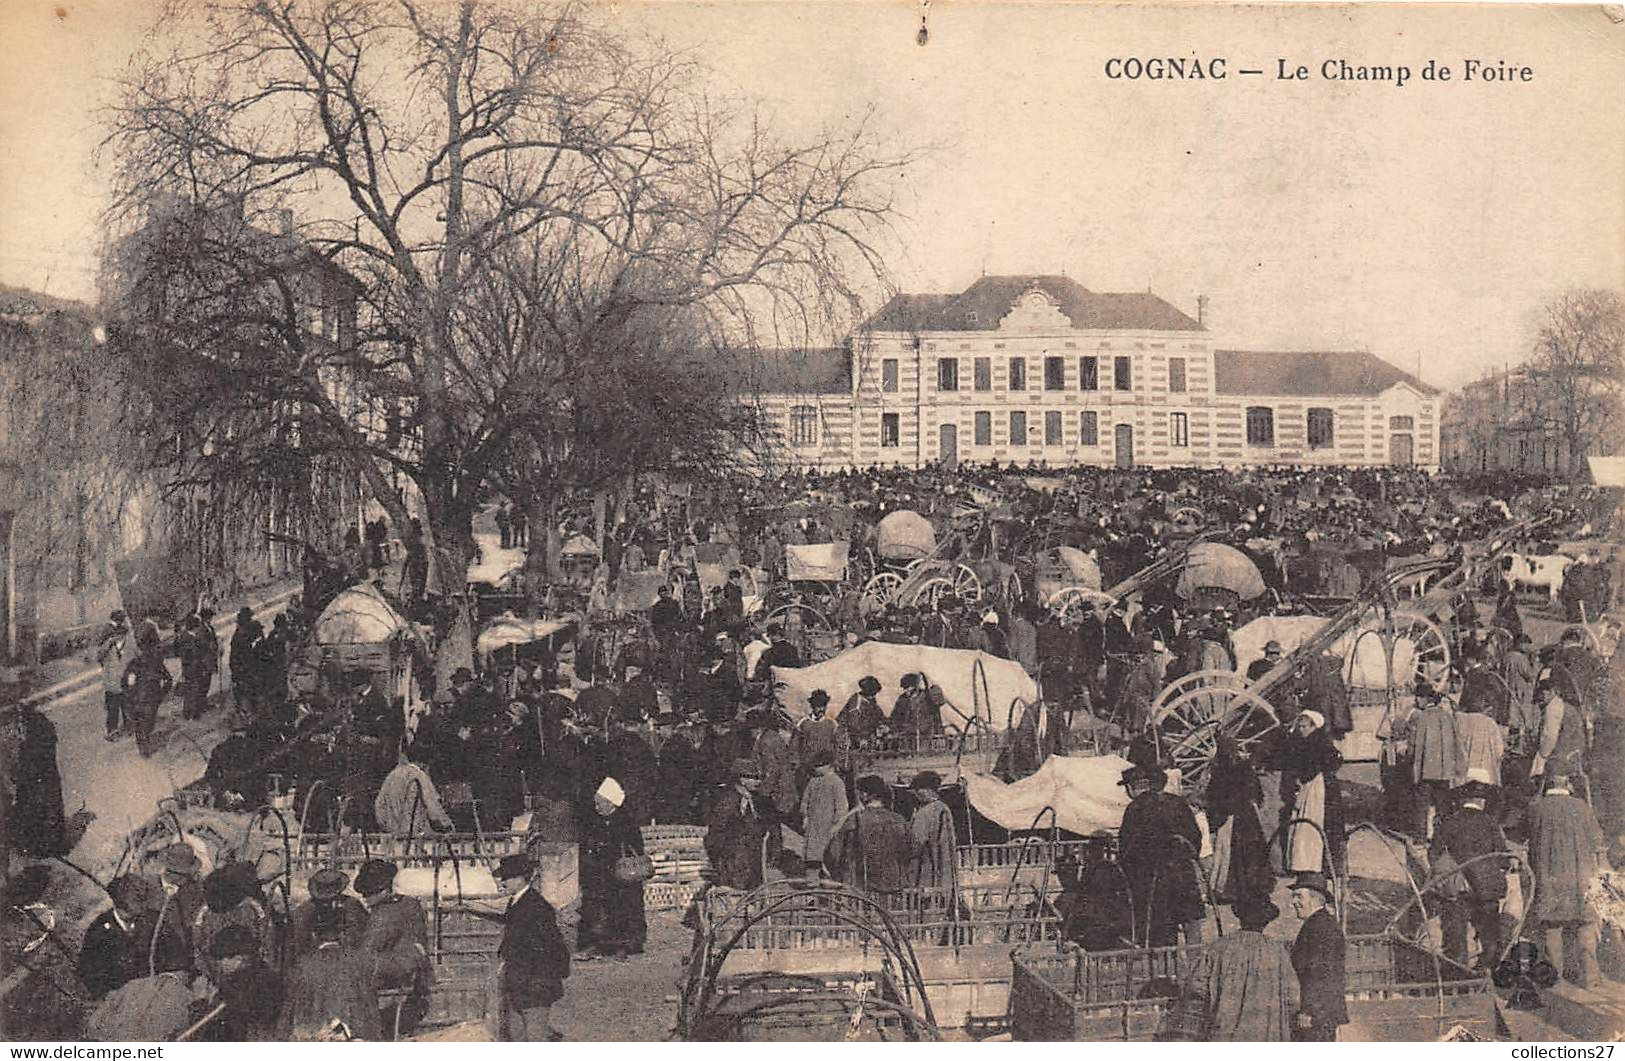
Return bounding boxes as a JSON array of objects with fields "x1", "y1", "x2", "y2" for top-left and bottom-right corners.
[
  {"x1": 149, "y1": 843, "x2": 206, "y2": 977},
  {"x1": 753, "y1": 623, "x2": 801, "y2": 682},
  {"x1": 1289, "y1": 872, "x2": 1347, "y2": 1041},
  {"x1": 1430, "y1": 770, "x2": 1511, "y2": 970},
  {"x1": 1526, "y1": 772, "x2": 1607, "y2": 987},
  {"x1": 798, "y1": 751, "x2": 847, "y2": 880},
  {"x1": 908, "y1": 772, "x2": 957, "y2": 893},
  {"x1": 280, "y1": 901, "x2": 383, "y2": 1040},
  {"x1": 96, "y1": 610, "x2": 133, "y2": 740},
  {"x1": 1195, "y1": 897, "x2": 1296, "y2": 1040},
  {"x1": 1117, "y1": 764, "x2": 1206, "y2": 946},
  {"x1": 491, "y1": 853, "x2": 568, "y2": 1040},
  {"x1": 577, "y1": 776, "x2": 648, "y2": 959},
  {"x1": 355, "y1": 859, "x2": 432, "y2": 1037},
  {"x1": 202, "y1": 924, "x2": 283, "y2": 1041},
  {"x1": 824, "y1": 775, "x2": 911, "y2": 898},
  {"x1": 705, "y1": 760, "x2": 774, "y2": 889},
  {"x1": 289, "y1": 867, "x2": 370, "y2": 960},
  {"x1": 1532, "y1": 667, "x2": 1588, "y2": 796},
  {"x1": 839, "y1": 676, "x2": 887, "y2": 748}
]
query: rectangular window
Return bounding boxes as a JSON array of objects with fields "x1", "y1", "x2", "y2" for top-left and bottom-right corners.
[
  {"x1": 1170, "y1": 412, "x2": 1189, "y2": 448},
  {"x1": 1389, "y1": 415, "x2": 1414, "y2": 431},
  {"x1": 1080, "y1": 410, "x2": 1099, "y2": 446},
  {"x1": 1044, "y1": 356, "x2": 1065, "y2": 391},
  {"x1": 937, "y1": 358, "x2": 959, "y2": 391},
  {"x1": 1307, "y1": 407, "x2": 1335, "y2": 449},
  {"x1": 881, "y1": 358, "x2": 898, "y2": 393},
  {"x1": 1079, "y1": 356, "x2": 1099, "y2": 391},
  {"x1": 973, "y1": 357, "x2": 991, "y2": 392},
  {"x1": 1167, "y1": 357, "x2": 1186, "y2": 393},
  {"x1": 1045, "y1": 410, "x2": 1063, "y2": 446},
  {"x1": 881, "y1": 412, "x2": 900, "y2": 448},
  {"x1": 789, "y1": 405, "x2": 819, "y2": 448},
  {"x1": 1246, "y1": 406, "x2": 1275, "y2": 447},
  {"x1": 1008, "y1": 357, "x2": 1026, "y2": 391},
  {"x1": 1114, "y1": 356, "x2": 1132, "y2": 391},
  {"x1": 1009, "y1": 411, "x2": 1027, "y2": 446},
  {"x1": 974, "y1": 411, "x2": 991, "y2": 446}
]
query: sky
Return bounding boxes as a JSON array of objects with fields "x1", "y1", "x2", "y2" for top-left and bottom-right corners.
[{"x1": 2, "y1": 0, "x2": 1623, "y2": 390}]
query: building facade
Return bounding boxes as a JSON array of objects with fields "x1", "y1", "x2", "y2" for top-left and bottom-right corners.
[
  {"x1": 752, "y1": 275, "x2": 1440, "y2": 472},
  {"x1": 1441, "y1": 366, "x2": 1612, "y2": 479}
]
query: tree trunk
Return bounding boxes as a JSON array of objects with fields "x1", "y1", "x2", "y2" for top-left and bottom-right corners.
[{"x1": 523, "y1": 493, "x2": 549, "y2": 618}]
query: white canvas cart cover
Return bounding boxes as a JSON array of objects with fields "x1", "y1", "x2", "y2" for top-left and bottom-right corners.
[
  {"x1": 1039, "y1": 546, "x2": 1103, "y2": 590},
  {"x1": 875, "y1": 509, "x2": 937, "y2": 561},
  {"x1": 560, "y1": 533, "x2": 599, "y2": 558},
  {"x1": 771, "y1": 641, "x2": 1037, "y2": 729},
  {"x1": 1175, "y1": 542, "x2": 1267, "y2": 601},
  {"x1": 313, "y1": 583, "x2": 411, "y2": 644},
  {"x1": 963, "y1": 753, "x2": 1133, "y2": 836},
  {"x1": 688, "y1": 543, "x2": 742, "y2": 592},
  {"x1": 784, "y1": 541, "x2": 849, "y2": 582},
  {"x1": 475, "y1": 616, "x2": 574, "y2": 658},
  {"x1": 1023, "y1": 476, "x2": 1067, "y2": 494},
  {"x1": 611, "y1": 569, "x2": 667, "y2": 612},
  {"x1": 1589, "y1": 456, "x2": 1625, "y2": 487},
  {"x1": 1234, "y1": 614, "x2": 1420, "y2": 690}
]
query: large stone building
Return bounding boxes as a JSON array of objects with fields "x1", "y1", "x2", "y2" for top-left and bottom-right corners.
[{"x1": 751, "y1": 275, "x2": 1440, "y2": 472}]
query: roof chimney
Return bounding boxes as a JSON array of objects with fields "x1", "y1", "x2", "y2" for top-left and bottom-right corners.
[{"x1": 1197, "y1": 294, "x2": 1209, "y2": 327}]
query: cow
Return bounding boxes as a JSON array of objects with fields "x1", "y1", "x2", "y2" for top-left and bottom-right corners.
[{"x1": 1501, "y1": 553, "x2": 1576, "y2": 603}]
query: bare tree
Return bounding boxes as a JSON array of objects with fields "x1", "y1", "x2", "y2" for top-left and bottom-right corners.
[
  {"x1": 1529, "y1": 289, "x2": 1624, "y2": 478},
  {"x1": 102, "y1": 0, "x2": 909, "y2": 594}
]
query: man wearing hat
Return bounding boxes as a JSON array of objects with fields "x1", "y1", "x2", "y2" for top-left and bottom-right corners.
[
  {"x1": 908, "y1": 771, "x2": 956, "y2": 892},
  {"x1": 839, "y1": 676, "x2": 886, "y2": 747},
  {"x1": 1289, "y1": 872, "x2": 1348, "y2": 1041},
  {"x1": 96, "y1": 610, "x2": 133, "y2": 740},
  {"x1": 1430, "y1": 768, "x2": 1510, "y2": 970},
  {"x1": 824, "y1": 774, "x2": 911, "y2": 897},
  {"x1": 355, "y1": 859, "x2": 432, "y2": 1037},
  {"x1": 1246, "y1": 641, "x2": 1284, "y2": 683},
  {"x1": 705, "y1": 760, "x2": 774, "y2": 890},
  {"x1": 890, "y1": 674, "x2": 939, "y2": 744},
  {"x1": 1117, "y1": 764, "x2": 1206, "y2": 946},
  {"x1": 280, "y1": 901, "x2": 382, "y2": 1040},
  {"x1": 229, "y1": 606, "x2": 263, "y2": 715},
  {"x1": 289, "y1": 867, "x2": 369, "y2": 960},
  {"x1": 492, "y1": 853, "x2": 568, "y2": 1040},
  {"x1": 1532, "y1": 666, "x2": 1588, "y2": 797},
  {"x1": 149, "y1": 842, "x2": 205, "y2": 977}
]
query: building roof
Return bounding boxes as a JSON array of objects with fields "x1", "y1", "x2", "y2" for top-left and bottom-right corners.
[
  {"x1": 862, "y1": 275, "x2": 1203, "y2": 333},
  {"x1": 729, "y1": 347, "x2": 851, "y2": 396},
  {"x1": 1213, "y1": 349, "x2": 1439, "y2": 398}
]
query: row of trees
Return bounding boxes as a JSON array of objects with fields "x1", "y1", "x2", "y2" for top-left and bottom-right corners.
[
  {"x1": 101, "y1": 0, "x2": 911, "y2": 600},
  {"x1": 1528, "y1": 289, "x2": 1624, "y2": 477}
]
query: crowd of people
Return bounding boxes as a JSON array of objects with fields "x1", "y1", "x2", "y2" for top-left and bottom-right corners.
[{"x1": 4, "y1": 460, "x2": 1623, "y2": 1042}]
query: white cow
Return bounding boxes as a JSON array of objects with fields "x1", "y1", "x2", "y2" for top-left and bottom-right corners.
[{"x1": 1502, "y1": 553, "x2": 1576, "y2": 603}]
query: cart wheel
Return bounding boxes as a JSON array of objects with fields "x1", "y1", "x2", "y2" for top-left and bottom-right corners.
[
  {"x1": 862, "y1": 572, "x2": 905, "y2": 610},
  {"x1": 1153, "y1": 685, "x2": 1279, "y2": 794},
  {"x1": 1049, "y1": 587, "x2": 1116, "y2": 618},
  {"x1": 766, "y1": 603, "x2": 833, "y2": 634},
  {"x1": 908, "y1": 576, "x2": 956, "y2": 610},
  {"x1": 1150, "y1": 668, "x2": 1244, "y2": 720},
  {"x1": 952, "y1": 563, "x2": 983, "y2": 603},
  {"x1": 1000, "y1": 570, "x2": 1024, "y2": 605},
  {"x1": 1392, "y1": 611, "x2": 1453, "y2": 689}
]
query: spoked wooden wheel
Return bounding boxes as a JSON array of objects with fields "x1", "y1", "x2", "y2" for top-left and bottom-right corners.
[
  {"x1": 1170, "y1": 506, "x2": 1205, "y2": 533},
  {"x1": 862, "y1": 572, "x2": 905, "y2": 610},
  {"x1": 1153, "y1": 685, "x2": 1279, "y2": 794},
  {"x1": 766, "y1": 602, "x2": 833, "y2": 634},
  {"x1": 1150, "y1": 668, "x2": 1244, "y2": 720},
  {"x1": 1393, "y1": 611, "x2": 1452, "y2": 690},
  {"x1": 999, "y1": 570, "x2": 1024, "y2": 605},
  {"x1": 1048, "y1": 587, "x2": 1116, "y2": 618},
  {"x1": 909, "y1": 575, "x2": 956, "y2": 610},
  {"x1": 951, "y1": 563, "x2": 983, "y2": 603}
]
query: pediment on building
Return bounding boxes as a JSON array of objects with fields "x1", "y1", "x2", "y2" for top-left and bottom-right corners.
[{"x1": 998, "y1": 287, "x2": 1074, "y2": 332}]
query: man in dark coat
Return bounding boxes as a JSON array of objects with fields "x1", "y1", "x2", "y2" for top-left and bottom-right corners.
[
  {"x1": 229, "y1": 608, "x2": 263, "y2": 715},
  {"x1": 704, "y1": 760, "x2": 773, "y2": 890},
  {"x1": 1431, "y1": 774, "x2": 1511, "y2": 970},
  {"x1": 1116, "y1": 764, "x2": 1206, "y2": 946},
  {"x1": 203, "y1": 925, "x2": 283, "y2": 1041},
  {"x1": 279, "y1": 902, "x2": 382, "y2": 1040},
  {"x1": 288, "y1": 867, "x2": 370, "y2": 959},
  {"x1": 5, "y1": 696, "x2": 68, "y2": 856},
  {"x1": 355, "y1": 860, "x2": 432, "y2": 1038},
  {"x1": 491, "y1": 853, "x2": 569, "y2": 1040},
  {"x1": 753, "y1": 624, "x2": 801, "y2": 680},
  {"x1": 824, "y1": 774, "x2": 912, "y2": 898},
  {"x1": 77, "y1": 875, "x2": 159, "y2": 999},
  {"x1": 176, "y1": 613, "x2": 216, "y2": 721},
  {"x1": 1289, "y1": 872, "x2": 1348, "y2": 1041},
  {"x1": 839, "y1": 676, "x2": 887, "y2": 747}
]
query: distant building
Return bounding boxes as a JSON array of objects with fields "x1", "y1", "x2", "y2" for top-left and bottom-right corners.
[
  {"x1": 749, "y1": 274, "x2": 1440, "y2": 471},
  {"x1": 1441, "y1": 365, "x2": 1612, "y2": 478}
]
